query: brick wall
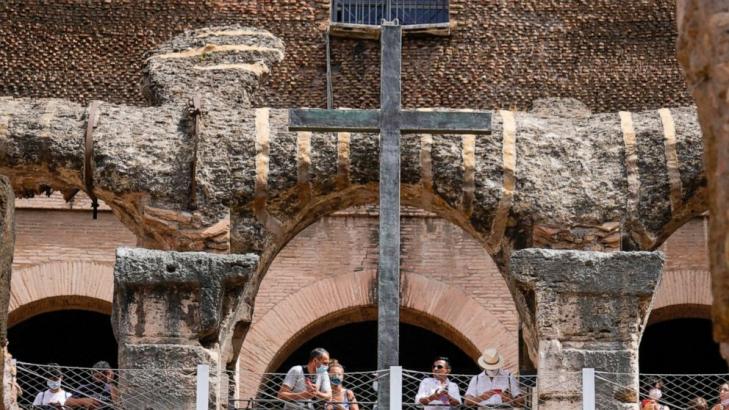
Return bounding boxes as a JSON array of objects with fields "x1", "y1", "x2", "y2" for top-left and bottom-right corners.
[
  {"x1": 7, "y1": 195, "x2": 712, "y2": 371},
  {"x1": 0, "y1": 1, "x2": 688, "y2": 112}
]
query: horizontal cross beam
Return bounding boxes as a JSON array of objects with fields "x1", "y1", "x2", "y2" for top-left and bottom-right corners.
[{"x1": 288, "y1": 108, "x2": 492, "y2": 134}]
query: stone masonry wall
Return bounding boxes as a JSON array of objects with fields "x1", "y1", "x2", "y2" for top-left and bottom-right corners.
[
  {"x1": 7, "y1": 196, "x2": 712, "y2": 368},
  {"x1": 0, "y1": 1, "x2": 688, "y2": 113}
]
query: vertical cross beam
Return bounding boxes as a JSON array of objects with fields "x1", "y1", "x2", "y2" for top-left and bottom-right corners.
[{"x1": 377, "y1": 21, "x2": 401, "y2": 407}]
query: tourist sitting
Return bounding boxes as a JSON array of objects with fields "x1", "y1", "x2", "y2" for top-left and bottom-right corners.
[
  {"x1": 689, "y1": 396, "x2": 709, "y2": 410},
  {"x1": 32, "y1": 363, "x2": 71, "y2": 408},
  {"x1": 65, "y1": 361, "x2": 117, "y2": 409},
  {"x1": 711, "y1": 383, "x2": 729, "y2": 410},
  {"x1": 325, "y1": 359, "x2": 359, "y2": 410},
  {"x1": 278, "y1": 347, "x2": 332, "y2": 409},
  {"x1": 464, "y1": 348, "x2": 522, "y2": 408},
  {"x1": 414, "y1": 356, "x2": 461, "y2": 409}
]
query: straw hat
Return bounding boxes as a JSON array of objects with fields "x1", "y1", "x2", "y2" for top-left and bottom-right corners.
[{"x1": 477, "y1": 348, "x2": 503, "y2": 370}]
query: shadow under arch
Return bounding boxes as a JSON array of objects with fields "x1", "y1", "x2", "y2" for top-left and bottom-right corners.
[
  {"x1": 236, "y1": 270, "x2": 518, "y2": 400},
  {"x1": 9, "y1": 260, "x2": 114, "y2": 327}
]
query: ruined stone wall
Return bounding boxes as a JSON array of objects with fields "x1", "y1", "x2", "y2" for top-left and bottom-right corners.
[
  {"x1": 0, "y1": 1, "x2": 688, "y2": 112},
  {"x1": 6, "y1": 198, "x2": 711, "y2": 366}
]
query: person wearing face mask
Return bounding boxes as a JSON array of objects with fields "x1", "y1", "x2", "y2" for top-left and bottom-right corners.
[
  {"x1": 278, "y1": 347, "x2": 332, "y2": 409},
  {"x1": 464, "y1": 348, "x2": 521, "y2": 408},
  {"x1": 32, "y1": 364, "x2": 71, "y2": 408},
  {"x1": 711, "y1": 383, "x2": 729, "y2": 410},
  {"x1": 325, "y1": 360, "x2": 359, "y2": 410},
  {"x1": 641, "y1": 379, "x2": 669, "y2": 410},
  {"x1": 414, "y1": 356, "x2": 461, "y2": 409}
]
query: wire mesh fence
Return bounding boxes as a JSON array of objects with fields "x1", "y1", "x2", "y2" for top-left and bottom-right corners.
[
  {"x1": 14, "y1": 361, "x2": 198, "y2": 409},
  {"x1": 594, "y1": 371, "x2": 729, "y2": 410},
  {"x1": 15, "y1": 361, "x2": 729, "y2": 409},
  {"x1": 232, "y1": 368, "x2": 544, "y2": 409}
]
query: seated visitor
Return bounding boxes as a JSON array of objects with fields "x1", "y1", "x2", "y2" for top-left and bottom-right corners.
[
  {"x1": 65, "y1": 361, "x2": 117, "y2": 409},
  {"x1": 32, "y1": 363, "x2": 72, "y2": 408},
  {"x1": 414, "y1": 356, "x2": 461, "y2": 409},
  {"x1": 464, "y1": 348, "x2": 522, "y2": 408},
  {"x1": 278, "y1": 347, "x2": 332, "y2": 409},
  {"x1": 711, "y1": 383, "x2": 729, "y2": 410},
  {"x1": 325, "y1": 359, "x2": 359, "y2": 410}
]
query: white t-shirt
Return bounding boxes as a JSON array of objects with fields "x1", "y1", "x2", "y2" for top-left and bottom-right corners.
[
  {"x1": 465, "y1": 370, "x2": 521, "y2": 407},
  {"x1": 281, "y1": 365, "x2": 331, "y2": 409},
  {"x1": 414, "y1": 377, "x2": 462, "y2": 410},
  {"x1": 32, "y1": 389, "x2": 72, "y2": 406}
]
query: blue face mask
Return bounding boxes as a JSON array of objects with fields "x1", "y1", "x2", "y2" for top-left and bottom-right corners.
[
  {"x1": 316, "y1": 364, "x2": 328, "y2": 374},
  {"x1": 47, "y1": 380, "x2": 61, "y2": 390},
  {"x1": 330, "y1": 376, "x2": 342, "y2": 386}
]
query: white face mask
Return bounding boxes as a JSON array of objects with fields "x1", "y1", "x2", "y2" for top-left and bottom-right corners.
[
  {"x1": 485, "y1": 369, "x2": 499, "y2": 377},
  {"x1": 648, "y1": 388, "x2": 662, "y2": 400},
  {"x1": 47, "y1": 380, "x2": 61, "y2": 390},
  {"x1": 722, "y1": 399, "x2": 729, "y2": 406}
]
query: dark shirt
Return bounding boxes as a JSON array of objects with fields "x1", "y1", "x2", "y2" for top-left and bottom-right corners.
[{"x1": 72, "y1": 381, "x2": 112, "y2": 408}]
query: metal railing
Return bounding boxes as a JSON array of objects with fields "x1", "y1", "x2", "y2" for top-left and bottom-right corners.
[
  {"x1": 13, "y1": 360, "x2": 729, "y2": 409},
  {"x1": 595, "y1": 371, "x2": 729, "y2": 410},
  {"x1": 331, "y1": 0, "x2": 449, "y2": 26}
]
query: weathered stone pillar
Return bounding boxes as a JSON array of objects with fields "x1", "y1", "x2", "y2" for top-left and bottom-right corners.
[
  {"x1": 0, "y1": 177, "x2": 14, "y2": 410},
  {"x1": 112, "y1": 248, "x2": 258, "y2": 410},
  {"x1": 677, "y1": 0, "x2": 729, "y2": 363},
  {"x1": 509, "y1": 249, "x2": 663, "y2": 410}
]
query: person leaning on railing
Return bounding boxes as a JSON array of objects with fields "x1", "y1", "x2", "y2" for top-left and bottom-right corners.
[
  {"x1": 325, "y1": 359, "x2": 359, "y2": 410},
  {"x1": 414, "y1": 356, "x2": 462, "y2": 409},
  {"x1": 64, "y1": 361, "x2": 118, "y2": 410},
  {"x1": 31, "y1": 363, "x2": 72, "y2": 408},
  {"x1": 463, "y1": 348, "x2": 523, "y2": 408},
  {"x1": 277, "y1": 347, "x2": 333, "y2": 409}
]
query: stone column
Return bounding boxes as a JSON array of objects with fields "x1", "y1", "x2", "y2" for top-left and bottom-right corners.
[
  {"x1": 0, "y1": 177, "x2": 14, "y2": 410},
  {"x1": 509, "y1": 249, "x2": 663, "y2": 410},
  {"x1": 677, "y1": 0, "x2": 729, "y2": 362},
  {"x1": 112, "y1": 248, "x2": 258, "y2": 410}
]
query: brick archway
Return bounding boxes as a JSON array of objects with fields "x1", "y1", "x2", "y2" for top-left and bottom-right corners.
[
  {"x1": 8, "y1": 261, "x2": 113, "y2": 327},
  {"x1": 236, "y1": 270, "x2": 517, "y2": 399},
  {"x1": 649, "y1": 269, "x2": 712, "y2": 326}
]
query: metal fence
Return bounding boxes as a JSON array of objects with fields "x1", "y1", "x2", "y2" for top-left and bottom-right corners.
[
  {"x1": 13, "y1": 361, "x2": 729, "y2": 409},
  {"x1": 14, "y1": 361, "x2": 199, "y2": 409},
  {"x1": 331, "y1": 0, "x2": 449, "y2": 26},
  {"x1": 233, "y1": 368, "x2": 543, "y2": 409},
  {"x1": 595, "y1": 371, "x2": 729, "y2": 410}
]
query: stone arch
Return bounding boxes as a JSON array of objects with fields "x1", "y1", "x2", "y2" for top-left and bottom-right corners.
[
  {"x1": 648, "y1": 269, "x2": 712, "y2": 326},
  {"x1": 236, "y1": 270, "x2": 517, "y2": 399},
  {"x1": 8, "y1": 261, "x2": 113, "y2": 327}
]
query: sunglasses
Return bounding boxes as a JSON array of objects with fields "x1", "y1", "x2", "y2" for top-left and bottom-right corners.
[{"x1": 433, "y1": 365, "x2": 446, "y2": 370}]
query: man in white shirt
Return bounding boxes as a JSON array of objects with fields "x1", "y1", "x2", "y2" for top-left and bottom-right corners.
[
  {"x1": 464, "y1": 348, "x2": 522, "y2": 408},
  {"x1": 278, "y1": 347, "x2": 332, "y2": 409},
  {"x1": 414, "y1": 357, "x2": 462, "y2": 409}
]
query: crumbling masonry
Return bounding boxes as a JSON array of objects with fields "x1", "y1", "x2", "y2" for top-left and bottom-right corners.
[{"x1": 0, "y1": 24, "x2": 709, "y2": 408}]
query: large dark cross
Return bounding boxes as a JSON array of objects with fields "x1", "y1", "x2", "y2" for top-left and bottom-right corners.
[{"x1": 288, "y1": 20, "x2": 491, "y2": 404}]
